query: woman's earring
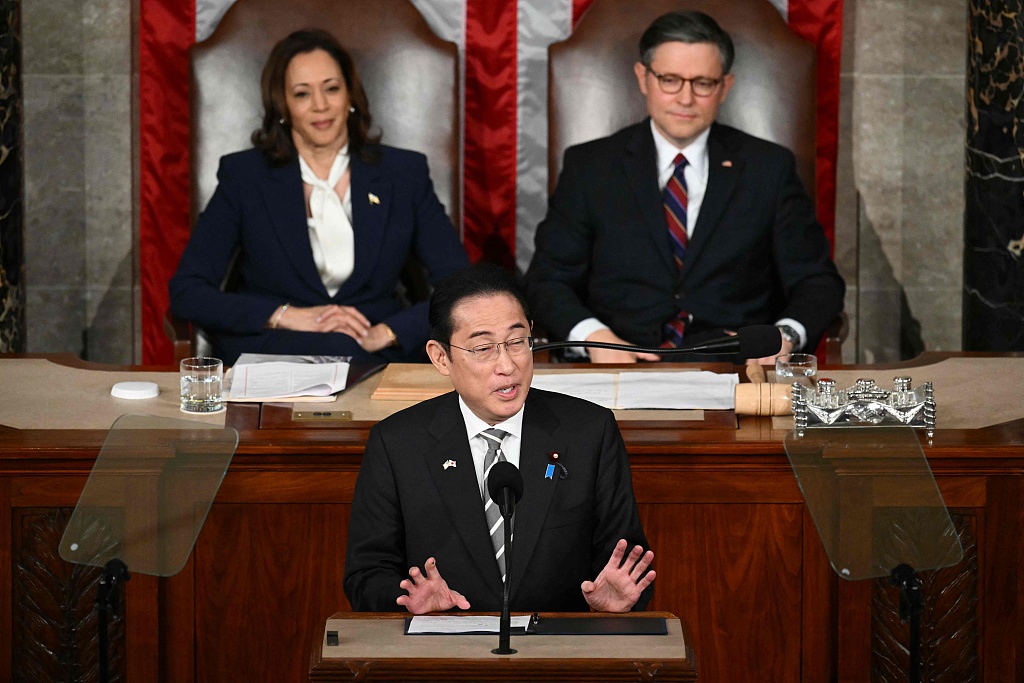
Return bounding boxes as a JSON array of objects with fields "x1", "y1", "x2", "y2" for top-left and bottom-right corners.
[
  {"x1": 349, "y1": 106, "x2": 356, "y2": 113},
  {"x1": 279, "y1": 118, "x2": 286, "y2": 125}
]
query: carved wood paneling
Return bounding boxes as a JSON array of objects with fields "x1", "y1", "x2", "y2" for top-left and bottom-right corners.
[
  {"x1": 871, "y1": 513, "x2": 979, "y2": 683},
  {"x1": 13, "y1": 508, "x2": 125, "y2": 683}
]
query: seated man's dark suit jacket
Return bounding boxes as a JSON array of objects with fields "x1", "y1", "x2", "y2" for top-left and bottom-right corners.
[
  {"x1": 343, "y1": 388, "x2": 652, "y2": 612},
  {"x1": 169, "y1": 146, "x2": 469, "y2": 366},
  {"x1": 525, "y1": 120, "x2": 845, "y2": 351}
]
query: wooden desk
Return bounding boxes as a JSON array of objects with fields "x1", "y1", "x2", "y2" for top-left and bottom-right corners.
[
  {"x1": 308, "y1": 612, "x2": 697, "y2": 682},
  {"x1": 0, "y1": 353, "x2": 1022, "y2": 683}
]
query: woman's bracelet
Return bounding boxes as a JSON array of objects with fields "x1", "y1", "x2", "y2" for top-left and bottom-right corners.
[
  {"x1": 381, "y1": 323, "x2": 399, "y2": 347},
  {"x1": 269, "y1": 303, "x2": 290, "y2": 329}
]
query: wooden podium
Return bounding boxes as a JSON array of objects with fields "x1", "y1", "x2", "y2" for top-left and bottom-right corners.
[{"x1": 308, "y1": 612, "x2": 697, "y2": 682}]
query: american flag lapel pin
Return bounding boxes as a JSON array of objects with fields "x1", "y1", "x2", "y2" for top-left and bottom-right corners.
[
  {"x1": 443, "y1": 459, "x2": 456, "y2": 470},
  {"x1": 368, "y1": 192, "x2": 380, "y2": 205},
  {"x1": 721, "y1": 160, "x2": 733, "y2": 168}
]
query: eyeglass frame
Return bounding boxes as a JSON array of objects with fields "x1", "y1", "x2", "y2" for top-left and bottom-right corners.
[
  {"x1": 446, "y1": 336, "x2": 535, "y2": 362},
  {"x1": 644, "y1": 66, "x2": 724, "y2": 97}
]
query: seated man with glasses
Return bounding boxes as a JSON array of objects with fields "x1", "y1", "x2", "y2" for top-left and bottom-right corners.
[
  {"x1": 525, "y1": 10, "x2": 844, "y2": 363},
  {"x1": 344, "y1": 263, "x2": 655, "y2": 613}
]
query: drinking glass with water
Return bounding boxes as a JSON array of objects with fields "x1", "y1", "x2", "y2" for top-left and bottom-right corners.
[
  {"x1": 180, "y1": 357, "x2": 224, "y2": 413},
  {"x1": 775, "y1": 353, "x2": 817, "y2": 388}
]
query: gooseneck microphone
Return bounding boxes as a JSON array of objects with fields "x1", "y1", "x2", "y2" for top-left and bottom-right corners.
[
  {"x1": 488, "y1": 461, "x2": 524, "y2": 519},
  {"x1": 487, "y1": 461, "x2": 523, "y2": 656},
  {"x1": 532, "y1": 324, "x2": 782, "y2": 359}
]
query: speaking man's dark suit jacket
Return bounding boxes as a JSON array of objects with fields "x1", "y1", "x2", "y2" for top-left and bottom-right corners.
[
  {"x1": 343, "y1": 388, "x2": 652, "y2": 612},
  {"x1": 169, "y1": 146, "x2": 468, "y2": 365},
  {"x1": 525, "y1": 120, "x2": 845, "y2": 351}
]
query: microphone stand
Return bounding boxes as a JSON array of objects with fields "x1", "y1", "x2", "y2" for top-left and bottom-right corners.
[
  {"x1": 492, "y1": 488, "x2": 517, "y2": 655},
  {"x1": 533, "y1": 340, "x2": 703, "y2": 355},
  {"x1": 532, "y1": 325, "x2": 781, "y2": 359}
]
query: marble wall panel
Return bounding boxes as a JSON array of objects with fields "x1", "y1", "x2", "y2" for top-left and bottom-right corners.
[
  {"x1": 22, "y1": 74, "x2": 86, "y2": 289},
  {"x1": 852, "y1": 76, "x2": 905, "y2": 282},
  {"x1": 85, "y1": 281, "x2": 131, "y2": 364},
  {"x1": 835, "y1": 17, "x2": 858, "y2": 362},
  {"x1": 901, "y1": 76, "x2": 965, "y2": 307},
  {"x1": 851, "y1": 0, "x2": 907, "y2": 75},
  {"x1": 963, "y1": 0, "x2": 1024, "y2": 350},
  {"x1": 839, "y1": 0, "x2": 968, "y2": 361},
  {"x1": 834, "y1": 73, "x2": 858, "y2": 289},
  {"x1": 26, "y1": 287, "x2": 85, "y2": 354},
  {"x1": 83, "y1": 0, "x2": 130, "y2": 75},
  {"x1": 0, "y1": 0, "x2": 26, "y2": 352},
  {"x1": 84, "y1": 73, "x2": 131, "y2": 289},
  {"x1": 854, "y1": 288, "x2": 904, "y2": 364},
  {"x1": 841, "y1": 287, "x2": 860, "y2": 363},
  {"x1": 906, "y1": 286, "x2": 962, "y2": 351},
  {"x1": 904, "y1": 0, "x2": 969, "y2": 75},
  {"x1": 21, "y1": 0, "x2": 134, "y2": 362},
  {"x1": 20, "y1": 0, "x2": 81, "y2": 75}
]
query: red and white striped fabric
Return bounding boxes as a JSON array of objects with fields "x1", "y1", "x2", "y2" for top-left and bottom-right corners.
[{"x1": 139, "y1": 0, "x2": 842, "y2": 363}]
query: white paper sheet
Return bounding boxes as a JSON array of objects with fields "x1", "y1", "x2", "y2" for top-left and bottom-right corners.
[
  {"x1": 406, "y1": 615, "x2": 532, "y2": 634},
  {"x1": 616, "y1": 371, "x2": 738, "y2": 410},
  {"x1": 530, "y1": 373, "x2": 617, "y2": 408},
  {"x1": 228, "y1": 361, "x2": 349, "y2": 400}
]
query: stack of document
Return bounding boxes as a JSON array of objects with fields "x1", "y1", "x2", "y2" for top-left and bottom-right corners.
[
  {"x1": 227, "y1": 354, "x2": 351, "y2": 402},
  {"x1": 530, "y1": 371, "x2": 738, "y2": 410}
]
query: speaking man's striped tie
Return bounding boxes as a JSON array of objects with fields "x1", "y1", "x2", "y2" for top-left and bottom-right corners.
[{"x1": 481, "y1": 428, "x2": 511, "y2": 582}]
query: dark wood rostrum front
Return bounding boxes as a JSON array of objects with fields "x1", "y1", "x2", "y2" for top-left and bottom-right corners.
[{"x1": 0, "y1": 354, "x2": 1020, "y2": 682}]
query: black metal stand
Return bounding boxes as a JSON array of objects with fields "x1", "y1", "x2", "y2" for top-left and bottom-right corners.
[
  {"x1": 889, "y1": 563, "x2": 923, "y2": 683},
  {"x1": 492, "y1": 508, "x2": 517, "y2": 655},
  {"x1": 97, "y1": 558, "x2": 131, "y2": 683}
]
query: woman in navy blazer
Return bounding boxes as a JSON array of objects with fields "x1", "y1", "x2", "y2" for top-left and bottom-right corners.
[{"x1": 169, "y1": 29, "x2": 468, "y2": 366}]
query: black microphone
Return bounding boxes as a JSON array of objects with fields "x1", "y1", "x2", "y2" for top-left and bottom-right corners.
[
  {"x1": 488, "y1": 461, "x2": 524, "y2": 519},
  {"x1": 532, "y1": 324, "x2": 782, "y2": 359},
  {"x1": 487, "y1": 461, "x2": 523, "y2": 656},
  {"x1": 681, "y1": 324, "x2": 782, "y2": 358}
]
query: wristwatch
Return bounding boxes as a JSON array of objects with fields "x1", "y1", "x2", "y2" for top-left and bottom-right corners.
[{"x1": 777, "y1": 324, "x2": 800, "y2": 348}]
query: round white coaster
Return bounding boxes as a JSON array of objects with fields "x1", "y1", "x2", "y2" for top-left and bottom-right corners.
[{"x1": 111, "y1": 381, "x2": 160, "y2": 400}]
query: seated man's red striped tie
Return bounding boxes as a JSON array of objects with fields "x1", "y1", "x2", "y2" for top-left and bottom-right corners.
[{"x1": 662, "y1": 153, "x2": 689, "y2": 348}]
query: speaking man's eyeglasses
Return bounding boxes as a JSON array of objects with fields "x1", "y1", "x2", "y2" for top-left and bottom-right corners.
[
  {"x1": 646, "y1": 67, "x2": 723, "y2": 97},
  {"x1": 448, "y1": 337, "x2": 535, "y2": 362}
]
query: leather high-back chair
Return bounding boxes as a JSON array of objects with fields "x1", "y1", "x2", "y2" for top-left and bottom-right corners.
[
  {"x1": 191, "y1": 0, "x2": 459, "y2": 226},
  {"x1": 548, "y1": 0, "x2": 816, "y2": 197},
  {"x1": 167, "y1": 0, "x2": 459, "y2": 362}
]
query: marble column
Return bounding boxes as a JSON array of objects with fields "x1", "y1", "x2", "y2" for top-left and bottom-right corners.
[
  {"x1": 0, "y1": 0, "x2": 26, "y2": 352},
  {"x1": 964, "y1": 1, "x2": 1024, "y2": 350}
]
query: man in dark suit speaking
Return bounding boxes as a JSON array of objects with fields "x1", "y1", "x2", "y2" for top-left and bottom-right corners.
[
  {"x1": 525, "y1": 10, "x2": 845, "y2": 363},
  {"x1": 344, "y1": 264, "x2": 655, "y2": 613}
]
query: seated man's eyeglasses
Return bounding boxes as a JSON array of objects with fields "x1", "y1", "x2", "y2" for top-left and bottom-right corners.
[
  {"x1": 448, "y1": 336, "x2": 535, "y2": 362},
  {"x1": 646, "y1": 67, "x2": 723, "y2": 97}
]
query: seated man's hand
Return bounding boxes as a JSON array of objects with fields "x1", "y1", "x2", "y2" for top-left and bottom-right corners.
[
  {"x1": 396, "y1": 557, "x2": 471, "y2": 615},
  {"x1": 581, "y1": 539, "x2": 656, "y2": 612},
  {"x1": 585, "y1": 329, "x2": 661, "y2": 363},
  {"x1": 746, "y1": 336, "x2": 795, "y2": 366}
]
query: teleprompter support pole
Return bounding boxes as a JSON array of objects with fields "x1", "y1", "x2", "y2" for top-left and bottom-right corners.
[
  {"x1": 97, "y1": 558, "x2": 131, "y2": 683},
  {"x1": 889, "y1": 563, "x2": 923, "y2": 683}
]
